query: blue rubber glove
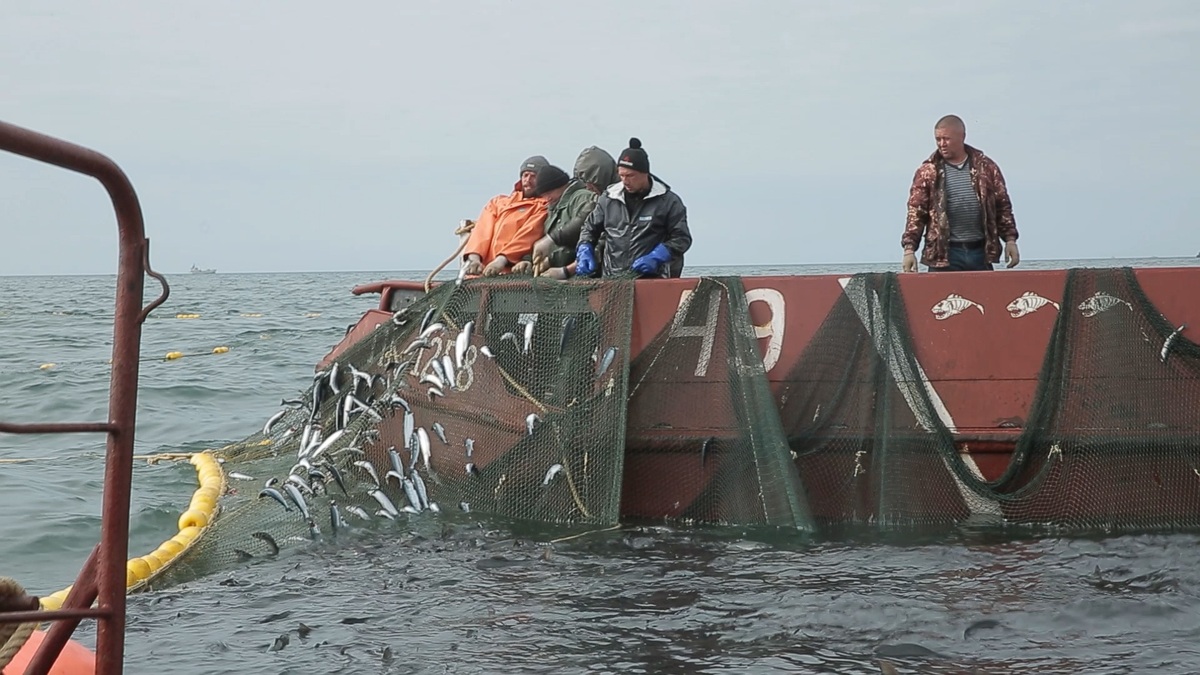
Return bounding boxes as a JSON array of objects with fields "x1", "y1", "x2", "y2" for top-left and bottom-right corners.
[
  {"x1": 630, "y1": 243, "x2": 672, "y2": 276},
  {"x1": 575, "y1": 243, "x2": 596, "y2": 278}
]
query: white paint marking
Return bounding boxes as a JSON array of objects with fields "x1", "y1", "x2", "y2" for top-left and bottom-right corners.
[{"x1": 745, "y1": 288, "x2": 786, "y2": 373}]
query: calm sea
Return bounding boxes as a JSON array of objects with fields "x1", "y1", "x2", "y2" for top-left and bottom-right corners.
[{"x1": 3, "y1": 257, "x2": 1200, "y2": 674}]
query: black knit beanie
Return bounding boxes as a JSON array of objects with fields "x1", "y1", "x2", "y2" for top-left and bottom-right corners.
[
  {"x1": 533, "y1": 165, "x2": 570, "y2": 196},
  {"x1": 617, "y1": 138, "x2": 649, "y2": 174}
]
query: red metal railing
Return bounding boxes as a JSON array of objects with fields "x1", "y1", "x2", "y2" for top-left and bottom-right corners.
[{"x1": 0, "y1": 119, "x2": 169, "y2": 675}]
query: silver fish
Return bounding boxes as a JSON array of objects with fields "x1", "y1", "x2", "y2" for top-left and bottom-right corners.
[
  {"x1": 324, "y1": 462, "x2": 349, "y2": 496},
  {"x1": 309, "y1": 428, "x2": 346, "y2": 461},
  {"x1": 459, "y1": 501, "x2": 471, "y2": 513},
  {"x1": 251, "y1": 531, "x2": 279, "y2": 556},
  {"x1": 543, "y1": 463, "x2": 564, "y2": 486},
  {"x1": 428, "y1": 502, "x2": 440, "y2": 513},
  {"x1": 427, "y1": 386, "x2": 445, "y2": 401},
  {"x1": 411, "y1": 469, "x2": 429, "y2": 509},
  {"x1": 404, "y1": 337, "x2": 433, "y2": 355},
  {"x1": 329, "y1": 500, "x2": 345, "y2": 535},
  {"x1": 228, "y1": 472, "x2": 255, "y2": 481},
  {"x1": 369, "y1": 489, "x2": 399, "y2": 517},
  {"x1": 281, "y1": 398, "x2": 306, "y2": 409},
  {"x1": 402, "y1": 477, "x2": 422, "y2": 512},
  {"x1": 430, "y1": 357, "x2": 448, "y2": 386},
  {"x1": 526, "y1": 413, "x2": 541, "y2": 436},
  {"x1": 420, "y1": 322, "x2": 445, "y2": 340},
  {"x1": 1006, "y1": 291, "x2": 1060, "y2": 318},
  {"x1": 432, "y1": 421, "x2": 448, "y2": 445},
  {"x1": 258, "y1": 487, "x2": 292, "y2": 511},
  {"x1": 931, "y1": 293, "x2": 984, "y2": 320},
  {"x1": 401, "y1": 505, "x2": 420, "y2": 515},
  {"x1": 263, "y1": 409, "x2": 288, "y2": 436},
  {"x1": 282, "y1": 482, "x2": 311, "y2": 520},
  {"x1": 464, "y1": 437, "x2": 474, "y2": 458},
  {"x1": 442, "y1": 355, "x2": 457, "y2": 390},
  {"x1": 388, "y1": 446, "x2": 406, "y2": 477},
  {"x1": 328, "y1": 362, "x2": 342, "y2": 395},
  {"x1": 419, "y1": 307, "x2": 436, "y2": 334},
  {"x1": 263, "y1": 477, "x2": 279, "y2": 488},
  {"x1": 353, "y1": 460, "x2": 381, "y2": 488},
  {"x1": 499, "y1": 332, "x2": 519, "y2": 350},
  {"x1": 417, "y1": 427, "x2": 432, "y2": 470},
  {"x1": 465, "y1": 462, "x2": 480, "y2": 476},
  {"x1": 480, "y1": 345, "x2": 495, "y2": 359},
  {"x1": 597, "y1": 346, "x2": 619, "y2": 377},
  {"x1": 455, "y1": 321, "x2": 474, "y2": 369},
  {"x1": 385, "y1": 469, "x2": 405, "y2": 489},
  {"x1": 403, "y1": 412, "x2": 415, "y2": 448},
  {"x1": 307, "y1": 519, "x2": 321, "y2": 540},
  {"x1": 390, "y1": 395, "x2": 411, "y2": 414},
  {"x1": 392, "y1": 309, "x2": 409, "y2": 327},
  {"x1": 1162, "y1": 324, "x2": 1187, "y2": 363},
  {"x1": 559, "y1": 315, "x2": 577, "y2": 356},
  {"x1": 375, "y1": 509, "x2": 396, "y2": 521},
  {"x1": 344, "y1": 505, "x2": 372, "y2": 520},
  {"x1": 1077, "y1": 291, "x2": 1133, "y2": 318},
  {"x1": 286, "y1": 473, "x2": 313, "y2": 495},
  {"x1": 523, "y1": 320, "x2": 535, "y2": 354},
  {"x1": 420, "y1": 372, "x2": 445, "y2": 390}
]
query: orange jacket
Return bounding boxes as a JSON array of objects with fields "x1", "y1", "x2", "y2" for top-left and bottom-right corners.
[{"x1": 463, "y1": 183, "x2": 548, "y2": 267}]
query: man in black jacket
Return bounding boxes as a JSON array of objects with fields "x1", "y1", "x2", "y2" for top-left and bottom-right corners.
[{"x1": 575, "y1": 138, "x2": 691, "y2": 279}]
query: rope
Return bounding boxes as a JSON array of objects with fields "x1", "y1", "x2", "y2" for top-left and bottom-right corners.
[
  {"x1": 424, "y1": 220, "x2": 476, "y2": 293},
  {"x1": 0, "y1": 577, "x2": 36, "y2": 671}
]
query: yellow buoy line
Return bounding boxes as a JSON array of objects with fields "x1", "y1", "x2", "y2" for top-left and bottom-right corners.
[
  {"x1": 30, "y1": 346, "x2": 233, "y2": 372},
  {"x1": 38, "y1": 451, "x2": 227, "y2": 611}
]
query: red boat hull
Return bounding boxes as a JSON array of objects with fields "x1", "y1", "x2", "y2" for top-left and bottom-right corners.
[{"x1": 322, "y1": 268, "x2": 1200, "y2": 528}]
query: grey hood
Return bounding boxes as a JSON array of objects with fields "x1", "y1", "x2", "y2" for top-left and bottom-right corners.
[{"x1": 573, "y1": 146, "x2": 618, "y2": 190}]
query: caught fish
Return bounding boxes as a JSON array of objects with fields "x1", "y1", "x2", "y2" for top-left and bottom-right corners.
[
  {"x1": 385, "y1": 469, "x2": 405, "y2": 489},
  {"x1": 420, "y1": 372, "x2": 445, "y2": 390},
  {"x1": 263, "y1": 409, "x2": 288, "y2": 436},
  {"x1": 700, "y1": 436, "x2": 715, "y2": 466},
  {"x1": 281, "y1": 398, "x2": 306, "y2": 409},
  {"x1": 258, "y1": 487, "x2": 292, "y2": 511},
  {"x1": 420, "y1": 322, "x2": 445, "y2": 340},
  {"x1": 307, "y1": 519, "x2": 321, "y2": 541},
  {"x1": 417, "y1": 427, "x2": 432, "y2": 470},
  {"x1": 401, "y1": 477, "x2": 422, "y2": 512},
  {"x1": 369, "y1": 489, "x2": 400, "y2": 517},
  {"x1": 523, "y1": 319, "x2": 535, "y2": 354},
  {"x1": 403, "y1": 337, "x2": 433, "y2": 355},
  {"x1": 392, "y1": 309, "x2": 409, "y2": 326},
  {"x1": 263, "y1": 477, "x2": 279, "y2": 488},
  {"x1": 286, "y1": 473, "x2": 313, "y2": 495},
  {"x1": 427, "y1": 386, "x2": 445, "y2": 401},
  {"x1": 307, "y1": 469, "x2": 327, "y2": 490},
  {"x1": 559, "y1": 315, "x2": 577, "y2": 356},
  {"x1": 411, "y1": 470, "x2": 430, "y2": 510},
  {"x1": 931, "y1": 293, "x2": 984, "y2": 321},
  {"x1": 430, "y1": 358, "x2": 448, "y2": 386},
  {"x1": 344, "y1": 505, "x2": 372, "y2": 520},
  {"x1": 543, "y1": 463, "x2": 564, "y2": 486},
  {"x1": 401, "y1": 505, "x2": 420, "y2": 515},
  {"x1": 328, "y1": 362, "x2": 342, "y2": 395},
  {"x1": 429, "y1": 503, "x2": 440, "y2": 513},
  {"x1": 499, "y1": 332, "x2": 520, "y2": 350},
  {"x1": 282, "y1": 483, "x2": 311, "y2": 520},
  {"x1": 442, "y1": 355, "x2": 457, "y2": 390},
  {"x1": 1078, "y1": 291, "x2": 1133, "y2": 318},
  {"x1": 353, "y1": 460, "x2": 381, "y2": 488},
  {"x1": 455, "y1": 321, "x2": 474, "y2": 368},
  {"x1": 375, "y1": 509, "x2": 396, "y2": 521},
  {"x1": 1006, "y1": 291, "x2": 1060, "y2": 318},
  {"x1": 464, "y1": 437, "x2": 475, "y2": 458},
  {"x1": 465, "y1": 463, "x2": 479, "y2": 476},
  {"x1": 597, "y1": 346, "x2": 619, "y2": 377},
  {"x1": 432, "y1": 421, "x2": 449, "y2": 445},
  {"x1": 403, "y1": 412, "x2": 415, "y2": 448},
  {"x1": 480, "y1": 345, "x2": 495, "y2": 359},
  {"x1": 388, "y1": 446, "x2": 406, "y2": 477},
  {"x1": 228, "y1": 471, "x2": 255, "y2": 481},
  {"x1": 459, "y1": 501, "x2": 471, "y2": 513},
  {"x1": 252, "y1": 531, "x2": 280, "y2": 556},
  {"x1": 418, "y1": 307, "x2": 436, "y2": 334},
  {"x1": 329, "y1": 500, "x2": 345, "y2": 535},
  {"x1": 324, "y1": 462, "x2": 349, "y2": 496},
  {"x1": 526, "y1": 413, "x2": 541, "y2": 436},
  {"x1": 309, "y1": 428, "x2": 346, "y2": 460},
  {"x1": 1162, "y1": 324, "x2": 1187, "y2": 363},
  {"x1": 390, "y1": 395, "x2": 411, "y2": 414}
]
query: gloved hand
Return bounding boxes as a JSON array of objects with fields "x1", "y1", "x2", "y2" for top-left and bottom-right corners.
[
  {"x1": 1004, "y1": 241, "x2": 1020, "y2": 268},
  {"x1": 462, "y1": 254, "x2": 483, "y2": 277},
  {"x1": 631, "y1": 243, "x2": 672, "y2": 276},
  {"x1": 482, "y1": 256, "x2": 509, "y2": 277},
  {"x1": 575, "y1": 243, "x2": 596, "y2": 278},
  {"x1": 901, "y1": 250, "x2": 917, "y2": 273},
  {"x1": 510, "y1": 260, "x2": 533, "y2": 275},
  {"x1": 532, "y1": 236, "x2": 555, "y2": 262}
]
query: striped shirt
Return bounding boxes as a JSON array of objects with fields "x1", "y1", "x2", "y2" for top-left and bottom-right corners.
[{"x1": 944, "y1": 159, "x2": 983, "y2": 243}]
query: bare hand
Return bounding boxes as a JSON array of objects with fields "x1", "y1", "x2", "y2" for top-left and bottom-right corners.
[
  {"x1": 902, "y1": 252, "x2": 917, "y2": 273},
  {"x1": 1004, "y1": 241, "x2": 1020, "y2": 268},
  {"x1": 532, "y1": 236, "x2": 555, "y2": 262},
  {"x1": 510, "y1": 261, "x2": 533, "y2": 275}
]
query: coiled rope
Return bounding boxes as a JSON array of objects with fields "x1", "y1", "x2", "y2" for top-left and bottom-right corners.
[
  {"x1": 424, "y1": 220, "x2": 476, "y2": 293},
  {"x1": 0, "y1": 577, "x2": 36, "y2": 671}
]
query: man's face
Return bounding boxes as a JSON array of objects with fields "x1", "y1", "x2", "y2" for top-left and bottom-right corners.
[
  {"x1": 618, "y1": 167, "x2": 650, "y2": 194},
  {"x1": 520, "y1": 170, "x2": 538, "y2": 194},
  {"x1": 934, "y1": 124, "x2": 966, "y2": 160}
]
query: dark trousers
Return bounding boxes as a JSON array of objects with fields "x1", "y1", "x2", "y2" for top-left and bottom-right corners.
[{"x1": 928, "y1": 242, "x2": 993, "y2": 272}]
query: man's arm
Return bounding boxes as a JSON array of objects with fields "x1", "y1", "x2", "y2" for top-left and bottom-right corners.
[
  {"x1": 495, "y1": 202, "x2": 548, "y2": 264},
  {"x1": 578, "y1": 200, "x2": 605, "y2": 247},
  {"x1": 661, "y1": 195, "x2": 692, "y2": 256},
  {"x1": 986, "y1": 160, "x2": 1019, "y2": 244},
  {"x1": 901, "y1": 164, "x2": 934, "y2": 253},
  {"x1": 463, "y1": 196, "x2": 503, "y2": 263}
]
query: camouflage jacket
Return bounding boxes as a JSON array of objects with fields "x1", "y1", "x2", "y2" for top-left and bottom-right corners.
[{"x1": 901, "y1": 145, "x2": 1019, "y2": 268}]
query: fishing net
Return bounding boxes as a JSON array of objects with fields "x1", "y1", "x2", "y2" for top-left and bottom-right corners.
[
  {"x1": 784, "y1": 268, "x2": 1200, "y2": 533},
  {"x1": 623, "y1": 277, "x2": 813, "y2": 531},
  {"x1": 151, "y1": 276, "x2": 635, "y2": 588}
]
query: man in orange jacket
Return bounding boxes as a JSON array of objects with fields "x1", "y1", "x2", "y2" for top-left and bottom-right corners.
[{"x1": 462, "y1": 156, "x2": 551, "y2": 276}]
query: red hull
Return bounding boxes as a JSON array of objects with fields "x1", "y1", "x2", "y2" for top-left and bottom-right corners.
[{"x1": 322, "y1": 268, "x2": 1200, "y2": 527}]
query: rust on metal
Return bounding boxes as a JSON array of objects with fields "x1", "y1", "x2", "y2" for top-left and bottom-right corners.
[{"x1": 0, "y1": 118, "x2": 164, "y2": 675}]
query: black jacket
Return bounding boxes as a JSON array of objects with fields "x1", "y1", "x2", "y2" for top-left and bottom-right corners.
[{"x1": 579, "y1": 176, "x2": 691, "y2": 278}]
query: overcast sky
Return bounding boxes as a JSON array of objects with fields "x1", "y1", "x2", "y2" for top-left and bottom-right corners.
[{"x1": 1, "y1": 1, "x2": 1196, "y2": 275}]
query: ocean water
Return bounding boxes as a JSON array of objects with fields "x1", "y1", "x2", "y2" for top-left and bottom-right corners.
[{"x1": 3, "y1": 257, "x2": 1200, "y2": 674}]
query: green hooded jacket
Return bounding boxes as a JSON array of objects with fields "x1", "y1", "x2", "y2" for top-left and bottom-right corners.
[{"x1": 538, "y1": 147, "x2": 618, "y2": 268}]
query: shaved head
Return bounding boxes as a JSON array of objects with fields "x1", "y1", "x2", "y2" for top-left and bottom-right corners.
[{"x1": 935, "y1": 114, "x2": 966, "y2": 133}]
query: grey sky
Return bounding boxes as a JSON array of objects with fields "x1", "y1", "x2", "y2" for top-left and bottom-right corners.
[{"x1": 1, "y1": 1, "x2": 1196, "y2": 275}]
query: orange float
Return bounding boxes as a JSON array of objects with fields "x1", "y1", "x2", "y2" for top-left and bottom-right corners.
[{"x1": 4, "y1": 629, "x2": 96, "y2": 675}]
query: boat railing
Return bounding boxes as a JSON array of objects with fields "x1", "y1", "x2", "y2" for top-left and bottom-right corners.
[{"x1": 0, "y1": 119, "x2": 168, "y2": 675}]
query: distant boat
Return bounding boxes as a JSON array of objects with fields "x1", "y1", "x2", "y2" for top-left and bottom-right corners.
[{"x1": 190, "y1": 265, "x2": 216, "y2": 275}]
